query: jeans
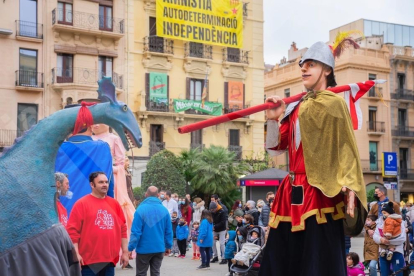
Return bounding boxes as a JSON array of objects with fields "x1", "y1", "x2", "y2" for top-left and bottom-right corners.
[
  {"x1": 135, "y1": 252, "x2": 164, "y2": 276},
  {"x1": 81, "y1": 264, "x2": 114, "y2": 276},
  {"x1": 410, "y1": 251, "x2": 414, "y2": 270},
  {"x1": 212, "y1": 230, "x2": 226, "y2": 258},
  {"x1": 368, "y1": 259, "x2": 378, "y2": 276},
  {"x1": 379, "y1": 252, "x2": 404, "y2": 276},
  {"x1": 200, "y1": 247, "x2": 211, "y2": 266}
]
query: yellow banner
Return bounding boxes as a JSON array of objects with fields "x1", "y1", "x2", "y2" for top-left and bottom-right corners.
[{"x1": 156, "y1": 0, "x2": 243, "y2": 48}]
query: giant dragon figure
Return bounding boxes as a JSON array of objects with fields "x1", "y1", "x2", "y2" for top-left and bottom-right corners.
[{"x1": 0, "y1": 78, "x2": 142, "y2": 276}]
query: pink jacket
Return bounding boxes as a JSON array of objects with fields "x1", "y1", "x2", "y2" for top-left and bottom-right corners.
[{"x1": 347, "y1": 262, "x2": 365, "y2": 276}]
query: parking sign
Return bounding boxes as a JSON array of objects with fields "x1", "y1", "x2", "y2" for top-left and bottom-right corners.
[{"x1": 382, "y1": 152, "x2": 398, "y2": 176}]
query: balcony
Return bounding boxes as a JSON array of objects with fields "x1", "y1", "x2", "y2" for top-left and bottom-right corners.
[
  {"x1": 228, "y1": 145, "x2": 243, "y2": 160},
  {"x1": 222, "y1": 48, "x2": 249, "y2": 64},
  {"x1": 367, "y1": 87, "x2": 383, "y2": 100},
  {"x1": 52, "y1": 9, "x2": 124, "y2": 40},
  {"x1": 51, "y1": 67, "x2": 123, "y2": 90},
  {"x1": 15, "y1": 20, "x2": 43, "y2": 41},
  {"x1": 391, "y1": 89, "x2": 414, "y2": 101},
  {"x1": 360, "y1": 159, "x2": 382, "y2": 173},
  {"x1": 15, "y1": 70, "x2": 44, "y2": 92},
  {"x1": 149, "y1": 141, "x2": 165, "y2": 156},
  {"x1": 388, "y1": 45, "x2": 414, "y2": 59},
  {"x1": 146, "y1": 100, "x2": 170, "y2": 112},
  {"x1": 392, "y1": 126, "x2": 414, "y2": 138},
  {"x1": 0, "y1": 130, "x2": 21, "y2": 147},
  {"x1": 190, "y1": 143, "x2": 205, "y2": 151},
  {"x1": 184, "y1": 42, "x2": 212, "y2": 60},
  {"x1": 143, "y1": 36, "x2": 174, "y2": 55},
  {"x1": 367, "y1": 121, "x2": 385, "y2": 135},
  {"x1": 400, "y1": 169, "x2": 414, "y2": 180},
  {"x1": 224, "y1": 104, "x2": 249, "y2": 115},
  {"x1": 185, "y1": 109, "x2": 210, "y2": 115}
]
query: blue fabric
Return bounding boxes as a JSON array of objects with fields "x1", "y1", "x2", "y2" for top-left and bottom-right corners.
[
  {"x1": 379, "y1": 252, "x2": 404, "y2": 276},
  {"x1": 378, "y1": 197, "x2": 390, "y2": 215},
  {"x1": 128, "y1": 197, "x2": 173, "y2": 254},
  {"x1": 410, "y1": 250, "x2": 414, "y2": 270},
  {"x1": 55, "y1": 135, "x2": 114, "y2": 215},
  {"x1": 197, "y1": 219, "x2": 213, "y2": 248},
  {"x1": 176, "y1": 224, "x2": 189, "y2": 240},
  {"x1": 368, "y1": 260, "x2": 377, "y2": 276},
  {"x1": 224, "y1": 230, "x2": 237, "y2": 259},
  {"x1": 200, "y1": 247, "x2": 211, "y2": 266}
]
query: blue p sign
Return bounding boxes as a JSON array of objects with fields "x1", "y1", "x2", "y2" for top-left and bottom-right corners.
[{"x1": 383, "y1": 152, "x2": 398, "y2": 176}]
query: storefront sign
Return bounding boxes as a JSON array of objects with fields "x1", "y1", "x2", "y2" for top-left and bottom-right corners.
[
  {"x1": 239, "y1": 180, "x2": 280, "y2": 187},
  {"x1": 173, "y1": 99, "x2": 222, "y2": 116},
  {"x1": 156, "y1": 0, "x2": 243, "y2": 48}
]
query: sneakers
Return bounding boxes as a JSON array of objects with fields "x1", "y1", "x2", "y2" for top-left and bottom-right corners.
[
  {"x1": 211, "y1": 256, "x2": 219, "y2": 263},
  {"x1": 122, "y1": 264, "x2": 133, "y2": 270},
  {"x1": 179, "y1": 255, "x2": 186, "y2": 258},
  {"x1": 219, "y1": 259, "x2": 227, "y2": 265},
  {"x1": 174, "y1": 253, "x2": 179, "y2": 257},
  {"x1": 168, "y1": 253, "x2": 174, "y2": 257},
  {"x1": 386, "y1": 251, "x2": 394, "y2": 261},
  {"x1": 197, "y1": 264, "x2": 209, "y2": 270}
]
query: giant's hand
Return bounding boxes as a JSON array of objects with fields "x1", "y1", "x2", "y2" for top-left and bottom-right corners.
[
  {"x1": 265, "y1": 96, "x2": 286, "y2": 120},
  {"x1": 342, "y1": 187, "x2": 355, "y2": 218}
]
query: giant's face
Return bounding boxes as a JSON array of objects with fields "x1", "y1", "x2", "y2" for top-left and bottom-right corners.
[{"x1": 300, "y1": 60, "x2": 330, "y2": 90}]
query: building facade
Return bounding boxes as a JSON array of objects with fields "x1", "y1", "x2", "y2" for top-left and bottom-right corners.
[
  {"x1": 0, "y1": 0, "x2": 126, "y2": 149},
  {"x1": 264, "y1": 39, "x2": 394, "y2": 200},
  {"x1": 127, "y1": 0, "x2": 265, "y2": 186}
]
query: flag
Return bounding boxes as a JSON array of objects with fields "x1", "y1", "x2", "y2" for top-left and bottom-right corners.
[
  {"x1": 201, "y1": 73, "x2": 208, "y2": 108},
  {"x1": 340, "y1": 79, "x2": 386, "y2": 130}
]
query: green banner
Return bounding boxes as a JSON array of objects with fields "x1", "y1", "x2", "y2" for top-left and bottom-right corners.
[
  {"x1": 173, "y1": 99, "x2": 222, "y2": 116},
  {"x1": 149, "y1": 72, "x2": 168, "y2": 104}
]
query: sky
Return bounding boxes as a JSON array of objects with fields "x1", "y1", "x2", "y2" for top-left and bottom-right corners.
[{"x1": 263, "y1": 0, "x2": 414, "y2": 65}]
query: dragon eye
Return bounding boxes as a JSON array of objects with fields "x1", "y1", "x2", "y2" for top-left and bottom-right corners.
[{"x1": 122, "y1": 105, "x2": 128, "y2": 112}]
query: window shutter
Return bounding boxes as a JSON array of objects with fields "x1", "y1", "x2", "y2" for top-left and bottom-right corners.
[
  {"x1": 243, "y1": 83, "x2": 245, "y2": 107},
  {"x1": 224, "y1": 82, "x2": 228, "y2": 107},
  {"x1": 167, "y1": 75, "x2": 170, "y2": 109},
  {"x1": 149, "y1": 17, "x2": 156, "y2": 36},
  {"x1": 145, "y1": 73, "x2": 149, "y2": 108},
  {"x1": 186, "y1": 77, "x2": 190, "y2": 100},
  {"x1": 206, "y1": 79, "x2": 209, "y2": 101}
]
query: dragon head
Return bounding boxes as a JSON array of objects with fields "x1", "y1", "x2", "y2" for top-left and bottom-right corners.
[{"x1": 93, "y1": 77, "x2": 142, "y2": 149}]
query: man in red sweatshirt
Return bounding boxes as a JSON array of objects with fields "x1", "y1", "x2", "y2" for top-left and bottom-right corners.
[{"x1": 67, "y1": 171, "x2": 129, "y2": 275}]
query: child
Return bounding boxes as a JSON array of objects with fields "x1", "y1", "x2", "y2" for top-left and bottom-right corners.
[
  {"x1": 363, "y1": 214, "x2": 378, "y2": 276},
  {"x1": 197, "y1": 209, "x2": 214, "y2": 270},
  {"x1": 190, "y1": 221, "x2": 200, "y2": 260},
  {"x1": 380, "y1": 202, "x2": 402, "y2": 260},
  {"x1": 224, "y1": 230, "x2": 237, "y2": 276},
  {"x1": 176, "y1": 217, "x2": 189, "y2": 258},
  {"x1": 247, "y1": 229, "x2": 260, "y2": 245},
  {"x1": 232, "y1": 228, "x2": 262, "y2": 267},
  {"x1": 346, "y1": 252, "x2": 365, "y2": 276},
  {"x1": 170, "y1": 211, "x2": 180, "y2": 257}
]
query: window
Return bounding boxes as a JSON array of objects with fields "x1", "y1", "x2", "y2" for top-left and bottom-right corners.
[
  {"x1": 17, "y1": 103, "x2": 38, "y2": 137},
  {"x1": 191, "y1": 130, "x2": 203, "y2": 148},
  {"x1": 57, "y1": 2, "x2": 72, "y2": 25},
  {"x1": 400, "y1": 148, "x2": 408, "y2": 178},
  {"x1": 284, "y1": 88, "x2": 290, "y2": 98},
  {"x1": 19, "y1": 49, "x2": 37, "y2": 86},
  {"x1": 368, "y1": 106, "x2": 377, "y2": 131},
  {"x1": 189, "y1": 42, "x2": 204, "y2": 58},
  {"x1": 99, "y1": 5, "x2": 112, "y2": 31},
  {"x1": 149, "y1": 124, "x2": 164, "y2": 156},
  {"x1": 188, "y1": 78, "x2": 205, "y2": 101},
  {"x1": 98, "y1": 56, "x2": 113, "y2": 80},
  {"x1": 369, "y1": 141, "x2": 378, "y2": 171},
  {"x1": 149, "y1": 17, "x2": 157, "y2": 36},
  {"x1": 148, "y1": 17, "x2": 164, "y2": 53},
  {"x1": 369, "y1": 74, "x2": 376, "y2": 80},
  {"x1": 229, "y1": 129, "x2": 240, "y2": 146},
  {"x1": 398, "y1": 109, "x2": 407, "y2": 127},
  {"x1": 20, "y1": 0, "x2": 37, "y2": 37},
  {"x1": 397, "y1": 73, "x2": 405, "y2": 90},
  {"x1": 57, "y1": 53, "x2": 73, "y2": 83},
  {"x1": 368, "y1": 74, "x2": 376, "y2": 97},
  {"x1": 227, "y1": 47, "x2": 240, "y2": 63}
]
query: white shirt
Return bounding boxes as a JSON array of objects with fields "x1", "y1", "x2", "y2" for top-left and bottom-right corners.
[
  {"x1": 373, "y1": 216, "x2": 406, "y2": 254},
  {"x1": 162, "y1": 198, "x2": 178, "y2": 216}
]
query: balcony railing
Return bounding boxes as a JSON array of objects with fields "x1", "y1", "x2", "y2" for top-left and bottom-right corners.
[
  {"x1": 224, "y1": 104, "x2": 249, "y2": 114},
  {"x1": 52, "y1": 9, "x2": 124, "y2": 34},
  {"x1": 243, "y1": 3, "x2": 248, "y2": 16},
  {"x1": 185, "y1": 109, "x2": 210, "y2": 115},
  {"x1": 360, "y1": 159, "x2": 382, "y2": 172},
  {"x1": 228, "y1": 145, "x2": 242, "y2": 160},
  {"x1": 15, "y1": 70, "x2": 44, "y2": 88},
  {"x1": 400, "y1": 169, "x2": 414, "y2": 180},
  {"x1": 389, "y1": 45, "x2": 414, "y2": 58},
  {"x1": 190, "y1": 143, "x2": 204, "y2": 151},
  {"x1": 51, "y1": 68, "x2": 123, "y2": 89},
  {"x1": 184, "y1": 42, "x2": 212, "y2": 59},
  {"x1": 0, "y1": 130, "x2": 21, "y2": 147},
  {"x1": 392, "y1": 126, "x2": 414, "y2": 137},
  {"x1": 367, "y1": 121, "x2": 385, "y2": 133},
  {"x1": 146, "y1": 100, "x2": 170, "y2": 112},
  {"x1": 222, "y1": 48, "x2": 249, "y2": 64},
  {"x1": 144, "y1": 36, "x2": 174, "y2": 55},
  {"x1": 15, "y1": 20, "x2": 43, "y2": 39},
  {"x1": 149, "y1": 141, "x2": 165, "y2": 156},
  {"x1": 391, "y1": 89, "x2": 414, "y2": 101}
]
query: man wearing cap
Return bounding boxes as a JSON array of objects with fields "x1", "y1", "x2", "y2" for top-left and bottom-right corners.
[
  {"x1": 209, "y1": 201, "x2": 227, "y2": 265},
  {"x1": 55, "y1": 102, "x2": 114, "y2": 215},
  {"x1": 260, "y1": 38, "x2": 367, "y2": 275}
]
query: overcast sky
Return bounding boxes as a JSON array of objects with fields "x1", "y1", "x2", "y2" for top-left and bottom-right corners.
[{"x1": 263, "y1": 0, "x2": 414, "y2": 65}]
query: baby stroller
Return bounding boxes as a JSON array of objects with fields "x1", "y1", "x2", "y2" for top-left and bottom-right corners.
[{"x1": 230, "y1": 226, "x2": 266, "y2": 276}]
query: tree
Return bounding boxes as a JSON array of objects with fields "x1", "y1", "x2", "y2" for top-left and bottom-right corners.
[
  {"x1": 142, "y1": 149, "x2": 186, "y2": 195},
  {"x1": 178, "y1": 148, "x2": 202, "y2": 194},
  {"x1": 242, "y1": 151, "x2": 271, "y2": 174},
  {"x1": 190, "y1": 145, "x2": 246, "y2": 208},
  {"x1": 367, "y1": 189, "x2": 376, "y2": 203}
]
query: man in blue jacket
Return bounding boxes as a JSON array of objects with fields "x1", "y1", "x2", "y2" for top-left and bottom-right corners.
[{"x1": 128, "y1": 186, "x2": 173, "y2": 276}]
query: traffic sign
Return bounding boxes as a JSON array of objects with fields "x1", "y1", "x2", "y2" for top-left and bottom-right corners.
[{"x1": 382, "y1": 152, "x2": 398, "y2": 176}]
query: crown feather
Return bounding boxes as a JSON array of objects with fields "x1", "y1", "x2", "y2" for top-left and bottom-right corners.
[{"x1": 331, "y1": 30, "x2": 364, "y2": 59}]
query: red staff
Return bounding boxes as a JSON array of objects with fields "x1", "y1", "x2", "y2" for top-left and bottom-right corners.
[{"x1": 178, "y1": 80, "x2": 385, "y2": 134}]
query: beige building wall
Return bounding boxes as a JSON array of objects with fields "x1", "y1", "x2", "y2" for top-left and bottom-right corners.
[
  {"x1": 128, "y1": 0, "x2": 265, "y2": 186},
  {"x1": 264, "y1": 42, "x2": 394, "y2": 199}
]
